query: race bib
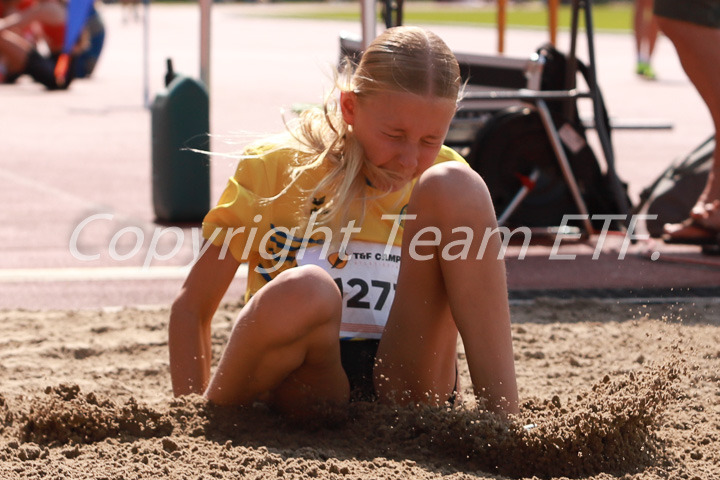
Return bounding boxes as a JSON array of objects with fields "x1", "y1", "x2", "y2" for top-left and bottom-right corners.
[{"x1": 297, "y1": 241, "x2": 401, "y2": 339}]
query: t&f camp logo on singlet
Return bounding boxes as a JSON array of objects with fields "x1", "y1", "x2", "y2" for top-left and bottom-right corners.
[
  {"x1": 327, "y1": 251, "x2": 349, "y2": 269},
  {"x1": 325, "y1": 248, "x2": 401, "y2": 270}
]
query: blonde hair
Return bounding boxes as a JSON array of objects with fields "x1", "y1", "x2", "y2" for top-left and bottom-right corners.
[{"x1": 252, "y1": 26, "x2": 461, "y2": 231}]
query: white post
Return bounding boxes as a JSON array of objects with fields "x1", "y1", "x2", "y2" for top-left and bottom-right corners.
[
  {"x1": 360, "y1": 0, "x2": 376, "y2": 49},
  {"x1": 143, "y1": 0, "x2": 150, "y2": 108},
  {"x1": 200, "y1": 0, "x2": 211, "y2": 92}
]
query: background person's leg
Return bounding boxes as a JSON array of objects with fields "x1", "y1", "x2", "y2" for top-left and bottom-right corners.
[
  {"x1": 656, "y1": 17, "x2": 720, "y2": 225},
  {"x1": 634, "y1": 0, "x2": 659, "y2": 78}
]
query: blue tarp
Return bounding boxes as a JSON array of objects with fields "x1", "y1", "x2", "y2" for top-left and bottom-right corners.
[{"x1": 63, "y1": 0, "x2": 94, "y2": 53}]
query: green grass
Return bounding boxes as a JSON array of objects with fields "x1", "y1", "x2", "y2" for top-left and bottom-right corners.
[{"x1": 251, "y1": 1, "x2": 633, "y2": 32}]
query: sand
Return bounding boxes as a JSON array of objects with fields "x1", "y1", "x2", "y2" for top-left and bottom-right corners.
[{"x1": 1, "y1": 298, "x2": 718, "y2": 480}]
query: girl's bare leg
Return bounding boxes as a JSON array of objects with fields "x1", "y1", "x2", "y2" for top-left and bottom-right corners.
[
  {"x1": 205, "y1": 265, "x2": 350, "y2": 416},
  {"x1": 375, "y1": 162, "x2": 519, "y2": 414}
]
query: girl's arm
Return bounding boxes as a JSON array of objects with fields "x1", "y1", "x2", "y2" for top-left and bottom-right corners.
[{"x1": 169, "y1": 243, "x2": 240, "y2": 396}]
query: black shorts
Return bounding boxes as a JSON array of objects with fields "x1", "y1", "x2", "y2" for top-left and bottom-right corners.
[
  {"x1": 339, "y1": 339, "x2": 458, "y2": 405},
  {"x1": 654, "y1": 0, "x2": 720, "y2": 29},
  {"x1": 340, "y1": 339, "x2": 379, "y2": 402}
]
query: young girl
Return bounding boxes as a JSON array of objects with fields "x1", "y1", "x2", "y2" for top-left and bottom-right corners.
[{"x1": 169, "y1": 26, "x2": 519, "y2": 417}]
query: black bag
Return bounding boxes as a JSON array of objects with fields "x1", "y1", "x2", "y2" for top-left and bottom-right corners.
[
  {"x1": 639, "y1": 135, "x2": 714, "y2": 237},
  {"x1": 467, "y1": 106, "x2": 622, "y2": 228}
]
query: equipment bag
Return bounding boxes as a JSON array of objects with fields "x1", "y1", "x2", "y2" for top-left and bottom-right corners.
[
  {"x1": 467, "y1": 106, "x2": 623, "y2": 228},
  {"x1": 639, "y1": 135, "x2": 714, "y2": 237}
]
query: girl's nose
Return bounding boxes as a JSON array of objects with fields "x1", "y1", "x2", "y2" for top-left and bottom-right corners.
[{"x1": 396, "y1": 143, "x2": 418, "y2": 171}]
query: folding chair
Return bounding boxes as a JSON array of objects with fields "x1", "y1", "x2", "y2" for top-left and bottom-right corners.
[{"x1": 456, "y1": 0, "x2": 631, "y2": 234}]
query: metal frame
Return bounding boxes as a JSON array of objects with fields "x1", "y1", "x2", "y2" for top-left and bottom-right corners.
[
  {"x1": 355, "y1": 0, "x2": 631, "y2": 234},
  {"x1": 458, "y1": 0, "x2": 631, "y2": 233}
]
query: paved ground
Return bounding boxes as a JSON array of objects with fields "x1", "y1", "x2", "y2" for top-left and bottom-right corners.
[{"x1": 1, "y1": 2, "x2": 719, "y2": 310}]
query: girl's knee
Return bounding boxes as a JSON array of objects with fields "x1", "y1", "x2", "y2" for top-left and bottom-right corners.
[
  {"x1": 237, "y1": 265, "x2": 342, "y2": 347},
  {"x1": 412, "y1": 162, "x2": 493, "y2": 214},
  {"x1": 266, "y1": 265, "x2": 342, "y2": 321}
]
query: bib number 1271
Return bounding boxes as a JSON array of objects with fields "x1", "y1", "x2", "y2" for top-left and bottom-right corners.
[{"x1": 333, "y1": 277, "x2": 397, "y2": 312}]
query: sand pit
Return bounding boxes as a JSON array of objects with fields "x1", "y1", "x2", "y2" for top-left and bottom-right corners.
[{"x1": 1, "y1": 298, "x2": 718, "y2": 479}]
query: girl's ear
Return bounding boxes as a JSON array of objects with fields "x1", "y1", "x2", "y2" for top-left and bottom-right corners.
[{"x1": 340, "y1": 91, "x2": 357, "y2": 126}]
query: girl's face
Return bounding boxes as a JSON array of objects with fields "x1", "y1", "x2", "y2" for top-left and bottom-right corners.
[{"x1": 341, "y1": 90, "x2": 457, "y2": 192}]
